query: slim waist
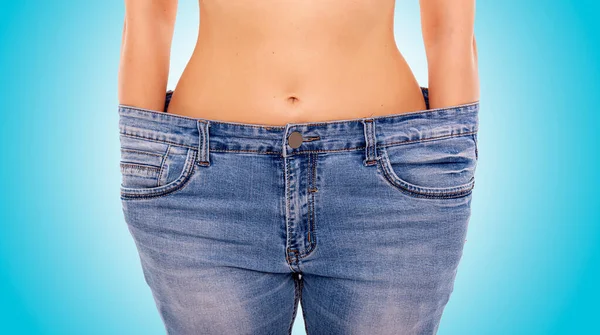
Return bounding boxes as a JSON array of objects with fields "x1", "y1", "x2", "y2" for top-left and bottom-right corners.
[{"x1": 118, "y1": 87, "x2": 479, "y2": 158}]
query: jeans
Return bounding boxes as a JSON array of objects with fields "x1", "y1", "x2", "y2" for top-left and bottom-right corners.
[{"x1": 118, "y1": 87, "x2": 479, "y2": 335}]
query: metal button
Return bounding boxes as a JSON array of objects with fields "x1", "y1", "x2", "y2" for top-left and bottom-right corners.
[{"x1": 288, "y1": 131, "x2": 303, "y2": 148}]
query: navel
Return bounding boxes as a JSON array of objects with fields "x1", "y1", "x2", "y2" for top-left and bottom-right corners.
[{"x1": 286, "y1": 96, "x2": 301, "y2": 105}]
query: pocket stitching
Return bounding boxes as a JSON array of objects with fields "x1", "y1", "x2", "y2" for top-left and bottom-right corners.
[
  {"x1": 377, "y1": 147, "x2": 475, "y2": 199},
  {"x1": 120, "y1": 148, "x2": 197, "y2": 200},
  {"x1": 120, "y1": 148, "x2": 164, "y2": 159},
  {"x1": 120, "y1": 162, "x2": 162, "y2": 176},
  {"x1": 157, "y1": 145, "x2": 171, "y2": 187}
]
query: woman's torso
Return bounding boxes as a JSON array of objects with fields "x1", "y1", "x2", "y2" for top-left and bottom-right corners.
[{"x1": 167, "y1": 0, "x2": 426, "y2": 126}]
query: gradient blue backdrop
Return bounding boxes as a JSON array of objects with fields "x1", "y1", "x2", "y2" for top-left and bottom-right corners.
[{"x1": 0, "y1": 1, "x2": 598, "y2": 334}]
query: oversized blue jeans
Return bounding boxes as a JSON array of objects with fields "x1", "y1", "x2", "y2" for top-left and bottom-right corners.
[{"x1": 118, "y1": 87, "x2": 479, "y2": 335}]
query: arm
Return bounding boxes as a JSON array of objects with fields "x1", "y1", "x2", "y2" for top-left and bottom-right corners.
[
  {"x1": 118, "y1": 0, "x2": 178, "y2": 111},
  {"x1": 419, "y1": 0, "x2": 479, "y2": 109}
]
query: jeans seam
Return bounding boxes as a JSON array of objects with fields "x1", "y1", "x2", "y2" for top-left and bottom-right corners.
[
  {"x1": 300, "y1": 277, "x2": 308, "y2": 335},
  {"x1": 300, "y1": 153, "x2": 318, "y2": 259},
  {"x1": 120, "y1": 131, "x2": 478, "y2": 156},
  {"x1": 288, "y1": 275, "x2": 302, "y2": 335},
  {"x1": 473, "y1": 133, "x2": 479, "y2": 160},
  {"x1": 284, "y1": 155, "x2": 298, "y2": 272}
]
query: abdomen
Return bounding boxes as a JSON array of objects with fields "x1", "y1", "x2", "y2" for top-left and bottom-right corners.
[{"x1": 167, "y1": 0, "x2": 426, "y2": 125}]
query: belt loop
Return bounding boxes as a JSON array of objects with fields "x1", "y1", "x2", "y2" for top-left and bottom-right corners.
[
  {"x1": 196, "y1": 120, "x2": 211, "y2": 166},
  {"x1": 362, "y1": 118, "x2": 378, "y2": 166}
]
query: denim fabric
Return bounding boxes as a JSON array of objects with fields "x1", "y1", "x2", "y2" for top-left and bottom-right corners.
[{"x1": 118, "y1": 87, "x2": 479, "y2": 335}]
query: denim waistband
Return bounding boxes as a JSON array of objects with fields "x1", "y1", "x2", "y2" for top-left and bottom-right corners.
[{"x1": 118, "y1": 87, "x2": 479, "y2": 159}]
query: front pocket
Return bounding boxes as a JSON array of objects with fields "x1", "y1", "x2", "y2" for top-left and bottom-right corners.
[
  {"x1": 376, "y1": 134, "x2": 478, "y2": 199},
  {"x1": 120, "y1": 147, "x2": 165, "y2": 189},
  {"x1": 119, "y1": 135, "x2": 198, "y2": 200}
]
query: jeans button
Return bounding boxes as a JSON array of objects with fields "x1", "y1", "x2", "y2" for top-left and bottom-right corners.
[{"x1": 288, "y1": 131, "x2": 303, "y2": 148}]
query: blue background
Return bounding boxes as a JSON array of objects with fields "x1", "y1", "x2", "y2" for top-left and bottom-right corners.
[{"x1": 0, "y1": 1, "x2": 598, "y2": 334}]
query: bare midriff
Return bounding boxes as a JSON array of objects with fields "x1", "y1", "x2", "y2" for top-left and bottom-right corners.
[{"x1": 166, "y1": 0, "x2": 426, "y2": 126}]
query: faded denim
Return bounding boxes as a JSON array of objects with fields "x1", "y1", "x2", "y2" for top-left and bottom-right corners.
[{"x1": 118, "y1": 87, "x2": 479, "y2": 335}]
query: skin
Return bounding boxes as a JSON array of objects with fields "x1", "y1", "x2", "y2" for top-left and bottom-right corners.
[{"x1": 118, "y1": 0, "x2": 478, "y2": 126}]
